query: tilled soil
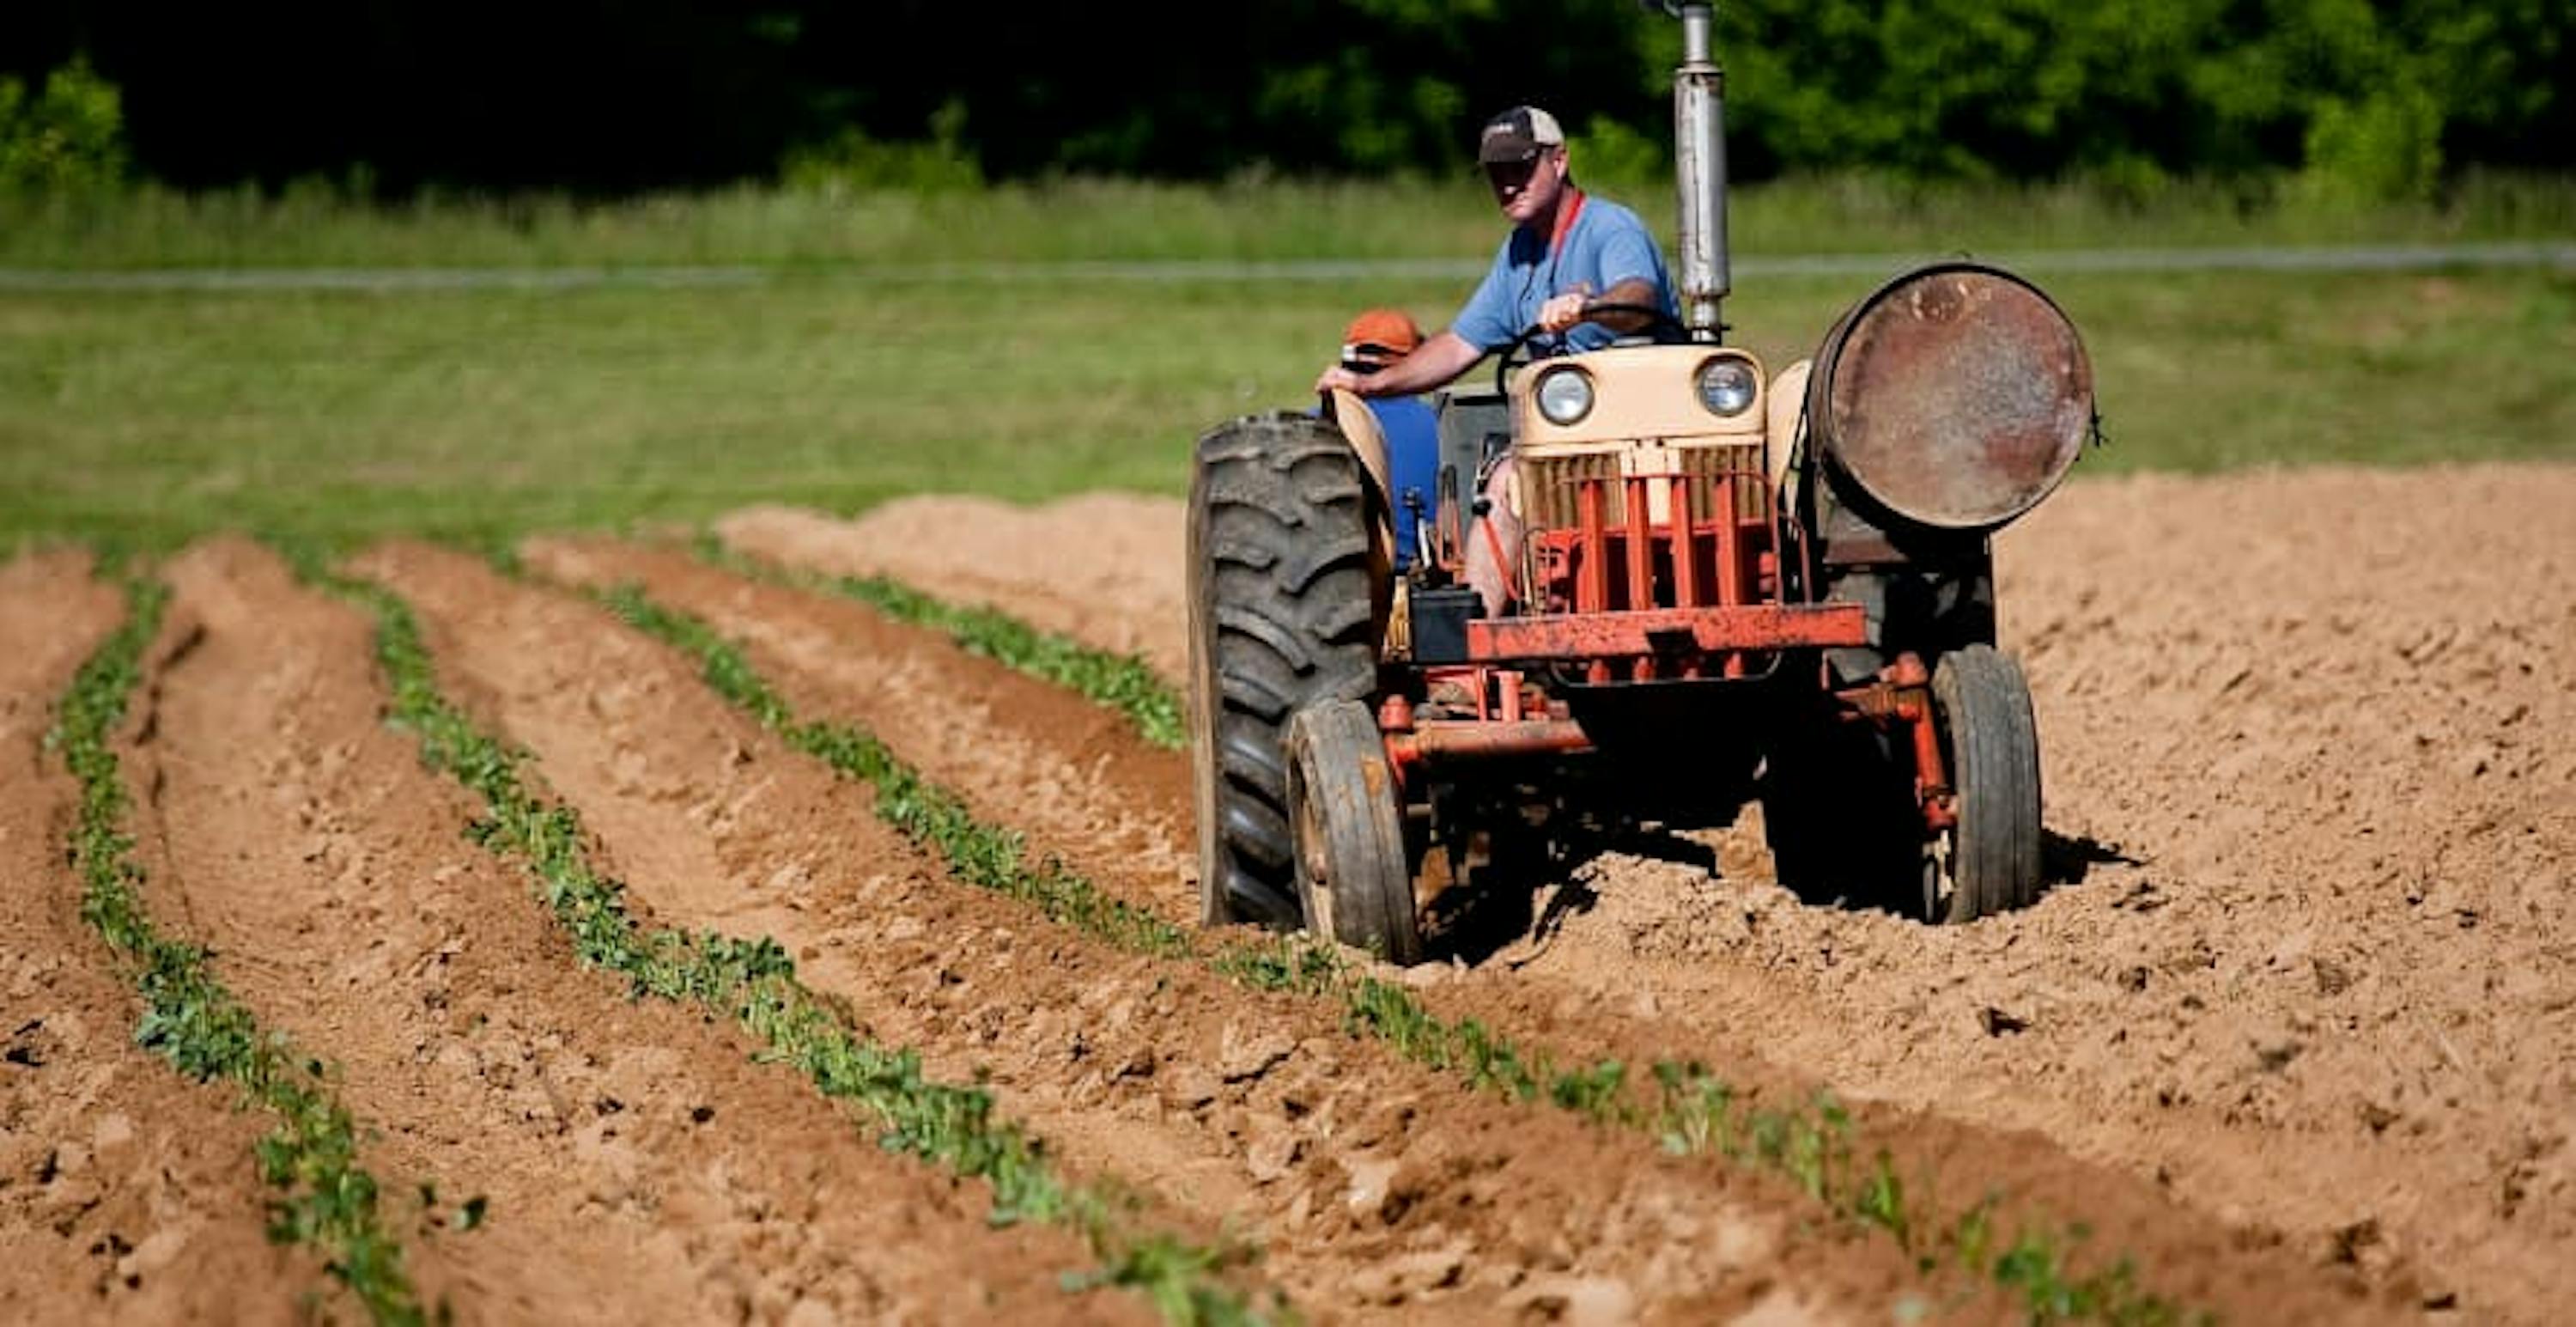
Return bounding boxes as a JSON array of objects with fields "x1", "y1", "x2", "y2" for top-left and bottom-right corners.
[
  {"x1": 6, "y1": 460, "x2": 2563, "y2": 1323},
  {"x1": 0, "y1": 551, "x2": 313, "y2": 1327},
  {"x1": 526, "y1": 537, "x2": 2388, "y2": 1325},
  {"x1": 387, "y1": 537, "x2": 1904, "y2": 1324},
  {"x1": 114, "y1": 539, "x2": 1122, "y2": 1325},
  {"x1": 714, "y1": 460, "x2": 2576, "y2": 1324}
]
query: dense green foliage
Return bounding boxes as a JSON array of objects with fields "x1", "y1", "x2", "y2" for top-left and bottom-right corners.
[
  {"x1": 12, "y1": 3, "x2": 2572, "y2": 198},
  {"x1": 0, "y1": 55, "x2": 125, "y2": 193}
]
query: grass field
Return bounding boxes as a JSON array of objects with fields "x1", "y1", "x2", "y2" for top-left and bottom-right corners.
[
  {"x1": 6, "y1": 170, "x2": 2573, "y2": 270},
  {"x1": 4, "y1": 176, "x2": 2573, "y2": 553}
]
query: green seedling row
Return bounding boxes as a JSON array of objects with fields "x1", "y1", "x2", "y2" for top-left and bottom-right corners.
[
  {"x1": 293, "y1": 556, "x2": 1272, "y2": 1327},
  {"x1": 598, "y1": 574, "x2": 2208, "y2": 1326},
  {"x1": 695, "y1": 533, "x2": 1186, "y2": 751},
  {"x1": 51, "y1": 575, "x2": 434, "y2": 1326}
]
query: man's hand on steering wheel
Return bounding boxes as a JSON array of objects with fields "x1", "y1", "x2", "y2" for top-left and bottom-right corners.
[{"x1": 1536, "y1": 289, "x2": 1595, "y2": 334}]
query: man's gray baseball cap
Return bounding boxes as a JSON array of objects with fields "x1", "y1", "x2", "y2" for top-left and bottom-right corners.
[{"x1": 1478, "y1": 106, "x2": 1566, "y2": 164}]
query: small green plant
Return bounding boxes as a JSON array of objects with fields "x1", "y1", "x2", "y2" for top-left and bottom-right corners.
[{"x1": 54, "y1": 574, "x2": 431, "y2": 1325}]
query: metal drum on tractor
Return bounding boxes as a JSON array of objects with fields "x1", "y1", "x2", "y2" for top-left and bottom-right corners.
[{"x1": 1187, "y1": 1, "x2": 2097, "y2": 964}]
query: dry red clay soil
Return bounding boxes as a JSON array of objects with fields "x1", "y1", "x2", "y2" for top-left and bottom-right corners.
[
  {"x1": 3, "y1": 462, "x2": 2562, "y2": 1324},
  {"x1": 710, "y1": 461, "x2": 2576, "y2": 1325}
]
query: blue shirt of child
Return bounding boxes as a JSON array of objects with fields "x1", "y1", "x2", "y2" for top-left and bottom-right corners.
[
  {"x1": 1311, "y1": 394, "x2": 1441, "y2": 570},
  {"x1": 1368, "y1": 395, "x2": 1442, "y2": 570},
  {"x1": 1449, "y1": 191, "x2": 1676, "y2": 357}
]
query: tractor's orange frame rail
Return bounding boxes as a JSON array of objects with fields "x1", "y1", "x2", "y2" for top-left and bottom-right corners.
[{"x1": 1465, "y1": 603, "x2": 1868, "y2": 661}]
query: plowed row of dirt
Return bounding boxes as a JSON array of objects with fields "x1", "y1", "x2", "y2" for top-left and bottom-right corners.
[
  {"x1": 1, "y1": 553, "x2": 311, "y2": 1326},
  {"x1": 376, "y1": 538, "x2": 1895, "y2": 1323},
  {"x1": 715, "y1": 460, "x2": 2576, "y2": 1325},
  {"x1": 7, "y1": 461, "x2": 2561, "y2": 1322}
]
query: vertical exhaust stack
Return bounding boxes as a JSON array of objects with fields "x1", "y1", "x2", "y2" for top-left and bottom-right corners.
[{"x1": 1670, "y1": 0, "x2": 1728, "y2": 341}]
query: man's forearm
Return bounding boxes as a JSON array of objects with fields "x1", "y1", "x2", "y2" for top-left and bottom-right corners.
[
  {"x1": 1358, "y1": 332, "x2": 1482, "y2": 398},
  {"x1": 1588, "y1": 277, "x2": 1664, "y2": 332}
]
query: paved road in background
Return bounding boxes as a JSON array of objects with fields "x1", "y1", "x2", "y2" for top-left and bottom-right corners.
[{"x1": 3, "y1": 240, "x2": 2569, "y2": 292}]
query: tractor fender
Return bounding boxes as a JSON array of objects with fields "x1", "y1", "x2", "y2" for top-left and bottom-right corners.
[
  {"x1": 1324, "y1": 387, "x2": 1400, "y2": 566},
  {"x1": 1766, "y1": 358, "x2": 1812, "y2": 504},
  {"x1": 1324, "y1": 388, "x2": 1398, "y2": 520},
  {"x1": 1321, "y1": 389, "x2": 1400, "y2": 648}
]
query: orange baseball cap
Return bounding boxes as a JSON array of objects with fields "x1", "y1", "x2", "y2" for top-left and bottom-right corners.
[{"x1": 1341, "y1": 308, "x2": 1424, "y2": 367}]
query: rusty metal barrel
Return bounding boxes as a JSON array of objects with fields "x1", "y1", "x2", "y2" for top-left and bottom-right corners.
[{"x1": 1805, "y1": 263, "x2": 2093, "y2": 532}]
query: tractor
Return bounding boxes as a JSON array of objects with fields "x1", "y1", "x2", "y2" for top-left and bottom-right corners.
[{"x1": 1187, "y1": 0, "x2": 2095, "y2": 964}]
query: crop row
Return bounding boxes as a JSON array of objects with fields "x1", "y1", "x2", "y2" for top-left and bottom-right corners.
[
  {"x1": 290, "y1": 551, "x2": 1275, "y2": 1326},
  {"x1": 637, "y1": 541, "x2": 2210, "y2": 1327},
  {"x1": 696, "y1": 534, "x2": 1184, "y2": 750},
  {"x1": 53, "y1": 575, "x2": 434, "y2": 1324}
]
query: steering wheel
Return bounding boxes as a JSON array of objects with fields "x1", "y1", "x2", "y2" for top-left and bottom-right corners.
[{"x1": 1492, "y1": 301, "x2": 1692, "y2": 398}]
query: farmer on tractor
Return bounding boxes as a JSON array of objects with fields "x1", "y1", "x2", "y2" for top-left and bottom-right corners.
[
  {"x1": 1315, "y1": 105, "x2": 1680, "y2": 616},
  {"x1": 1193, "y1": 1, "x2": 2092, "y2": 964}
]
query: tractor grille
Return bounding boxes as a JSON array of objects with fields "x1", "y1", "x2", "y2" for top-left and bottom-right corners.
[{"x1": 1520, "y1": 441, "x2": 1767, "y2": 532}]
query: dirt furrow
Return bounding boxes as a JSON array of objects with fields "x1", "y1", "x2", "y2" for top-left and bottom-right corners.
[
  {"x1": 374, "y1": 538, "x2": 1920, "y2": 1324},
  {"x1": 708, "y1": 465, "x2": 2576, "y2": 1323},
  {"x1": 718, "y1": 498, "x2": 1189, "y2": 683},
  {"x1": 0, "y1": 551, "x2": 313, "y2": 1326},
  {"x1": 655, "y1": 515, "x2": 2423, "y2": 1322},
  {"x1": 519, "y1": 535, "x2": 2406, "y2": 1324},
  {"x1": 122, "y1": 539, "x2": 1124, "y2": 1325}
]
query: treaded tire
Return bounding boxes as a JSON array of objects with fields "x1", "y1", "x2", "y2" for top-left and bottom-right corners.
[
  {"x1": 1188, "y1": 413, "x2": 1382, "y2": 930},
  {"x1": 1928, "y1": 644, "x2": 2043, "y2": 922},
  {"x1": 1285, "y1": 699, "x2": 1421, "y2": 965}
]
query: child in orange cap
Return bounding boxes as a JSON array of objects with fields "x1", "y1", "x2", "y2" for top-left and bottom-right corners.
[{"x1": 1328, "y1": 309, "x2": 1440, "y2": 572}]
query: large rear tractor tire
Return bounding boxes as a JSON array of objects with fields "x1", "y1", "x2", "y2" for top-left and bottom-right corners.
[
  {"x1": 1926, "y1": 644, "x2": 2043, "y2": 922},
  {"x1": 1188, "y1": 414, "x2": 1383, "y2": 931},
  {"x1": 1285, "y1": 700, "x2": 1421, "y2": 965}
]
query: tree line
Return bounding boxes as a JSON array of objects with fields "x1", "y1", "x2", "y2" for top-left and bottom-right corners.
[{"x1": 8, "y1": 0, "x2": 2570, "y2": 200}]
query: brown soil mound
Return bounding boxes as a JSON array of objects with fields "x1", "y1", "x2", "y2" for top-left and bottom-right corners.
[
  {"x1": 553, "y1": 534, "x2": 2395, "y2": 1324},
  {"x1": 117, "y1": 539, "x2": 1122, "y2": 1324},
  {"x1": 9, "y1": 459, "x2": 2561, "y2": 1322},
  {"x1": 409, "y1": 536, "x2": 1910, "y2": 1323},
  {"x1": 716, "y1": 461, "x2": 2576, "y2": 1324},
  {"x1": 0, "y1": 552, "x2": 314, "y2": 1326},
  {"x1": 718, "y1": 495, "x2": 1188, "y2": 680}
]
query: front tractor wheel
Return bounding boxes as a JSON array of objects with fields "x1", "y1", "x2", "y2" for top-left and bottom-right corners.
[
  {"x1": 1926, "y1": 644, "x2": 2043, "y2": 922},
  {"x1": 1285, "y1": 700, "x2": 1422, "y2": 965}
]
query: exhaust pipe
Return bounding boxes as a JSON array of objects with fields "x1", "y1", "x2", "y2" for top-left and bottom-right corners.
[{"x1": 1670, "y1": 0, "x2": 1728, "y2": 341}]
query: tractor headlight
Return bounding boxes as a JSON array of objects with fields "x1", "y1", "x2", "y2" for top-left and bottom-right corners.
[
  {"x1": 1696, "y1": 357, "x2": 1757, "y2": 417},
  {"x1": 1534, "y1": 367, "x2": 1595, "y2": 426}
]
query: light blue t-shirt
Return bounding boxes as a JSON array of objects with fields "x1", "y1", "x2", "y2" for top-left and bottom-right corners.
[{"x1": 1451, "y1": 192, "x2": 1677, "y2": 356}]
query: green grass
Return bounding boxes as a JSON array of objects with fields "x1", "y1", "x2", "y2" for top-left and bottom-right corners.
[
  {"x1": 4, "y1": 264, "x2": 2569, "y2": 556},
  {"x1": 4, "y1": 171, "x2": 2571, "y2": 270}
]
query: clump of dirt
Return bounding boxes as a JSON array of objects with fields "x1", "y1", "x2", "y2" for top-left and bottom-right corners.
[{"x1": 714, "y1": 460, "x2": 2576, "y2": 1324}]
